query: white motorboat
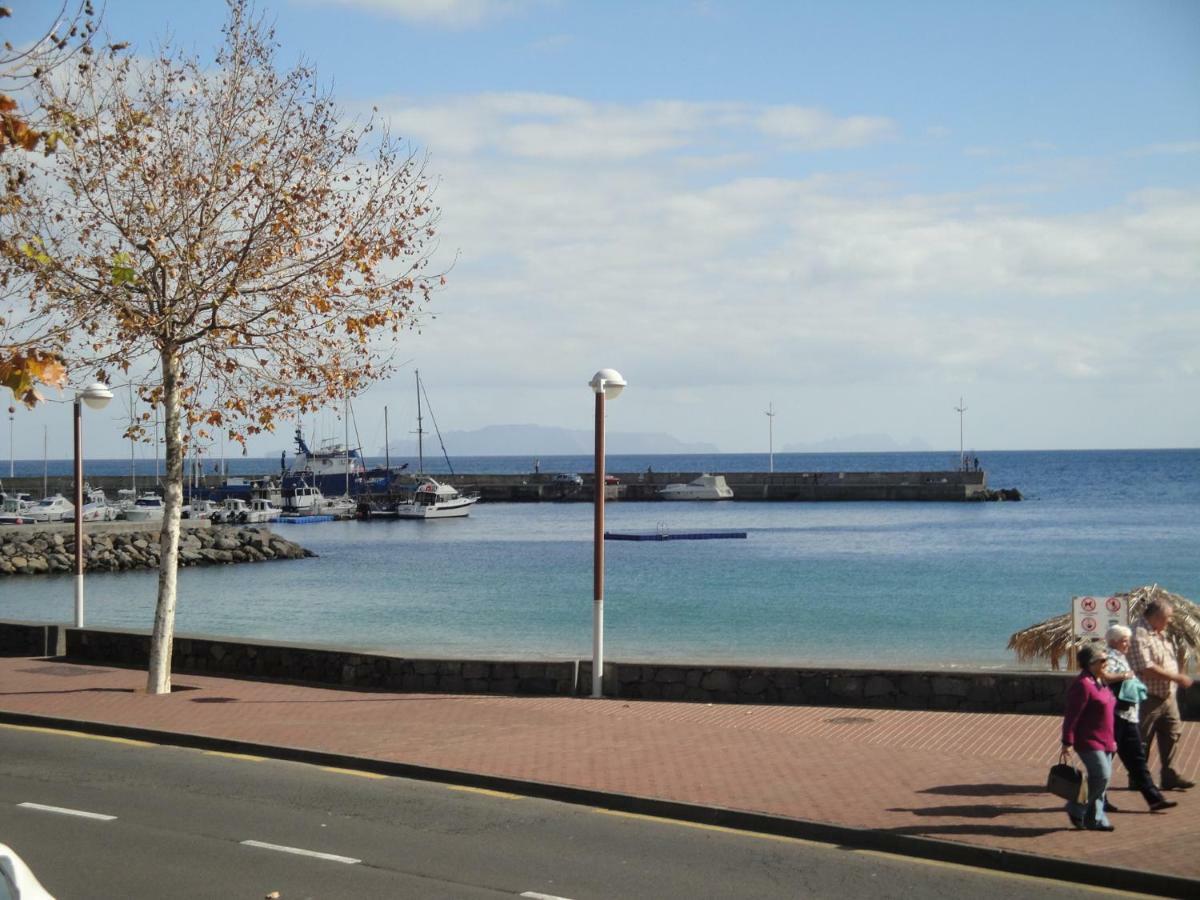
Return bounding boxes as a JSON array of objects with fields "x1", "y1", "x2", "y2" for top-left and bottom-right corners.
[
  {"x1": 319, "y1": 494, "x2": 358, "y2": 518},
  {"x1": 210, "y1": 498, "x2": 250, "y2": 524},
  {"x1": 394, "y1": 479, "x2": 479, "y2": 519},
  {"x1": 0, "y1": 497, "x2": 31, "y2": 524},
  {"x1": 25, "y1": 494, "x2": 76, "y2": 522},
  {"x1": 281, "y1": 482, "x2": 324, "y2": 515},
  {"x1": 122, "y1": 493, "x2": 165, "y2": 522},
  {"x1": 245, "y1": 497, "x2": 282, "y2": 523},
  {"x1": 81, "y1": 488, "x2": 119, "y2": 522},
  {"x1": 183, "y1": 498, "x2": 219, "y2": 519},
  {"x1": 658, "y1": 474, "x2": 734, "y2": 501}
]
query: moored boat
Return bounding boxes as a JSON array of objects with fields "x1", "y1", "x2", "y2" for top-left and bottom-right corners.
[
  {"x1": 658, "y1": 474, "x2": 734, "y2": 501},
  {"x1": 122, "y1": 493, "x2": 165, "y2": 522},
  {"x1": 25, "y1": 494, "x2": 76, "y2": 522},
  {"x1": 394, "y1": 479, "x2": 479, "y2": 519}
]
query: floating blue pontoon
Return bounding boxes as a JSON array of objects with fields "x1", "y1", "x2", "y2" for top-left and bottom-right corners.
[
  {"x1": 276, "y1": 515, "x2": 336, "y2": 524},
  {"x1": 604, "y1": 530, "x2": 747, "y2": 542}
]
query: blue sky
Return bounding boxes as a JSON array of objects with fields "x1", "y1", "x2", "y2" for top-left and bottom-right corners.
[{"x1": 8, "y1": 0, "x2": 1200, "y2": 457}]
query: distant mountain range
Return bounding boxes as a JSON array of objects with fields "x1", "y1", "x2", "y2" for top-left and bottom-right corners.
[
  {"x1": 782, "y1": 433, "x2": 933, "y2": 453},
  {"x1": 384, "y1": 424, "x2": 719, "y2": 456}
]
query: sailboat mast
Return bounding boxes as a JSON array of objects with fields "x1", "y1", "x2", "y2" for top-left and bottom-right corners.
[
  {"x1": 415, "y1": 370, "x2": 424, "y2": 474},
  {"x1": 344, "y1": 397, "x2": 350, "y2": 497},
  {"x1": 384, "y1": 406, "x2": 390, "y2": 472},
  {"x1": 129, "y1": 384, "x2": 136, "y2": 492}
]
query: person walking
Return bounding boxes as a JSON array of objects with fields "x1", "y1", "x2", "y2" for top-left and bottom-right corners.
[
  {"x1": 1103, "y1": 625, "x2": 1177, "y2": 812},
  {"x1": 1061, "y1": 643, "x2": 1118, "y2": 830},
  {"x1": 1130, "y1": 598, "x2": 1195, "y2": 791}
]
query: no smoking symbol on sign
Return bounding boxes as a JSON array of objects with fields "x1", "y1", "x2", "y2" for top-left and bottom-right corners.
[
  {"x1": 1081, "y1": 617, "x2": 1098, "y2": 633},
  {"x1": 1106, "y1": 597, "x2": 1121, "y2": 613},
  {"x1": 1081, "y1": 597, "x2": 1097, "y2": 613}
]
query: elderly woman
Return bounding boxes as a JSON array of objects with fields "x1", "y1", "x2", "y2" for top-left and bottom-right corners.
[
  {"x1": 1104, "y1": 625, "x2": 1177, "y2": 812},
  {"x1": 1061, "y1": 643, "x2": 1117, "y2": 830}
]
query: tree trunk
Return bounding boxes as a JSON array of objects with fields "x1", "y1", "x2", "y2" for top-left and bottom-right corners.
[{"x1": 146, "y1": 346, "x2": 184, "y2": 695}]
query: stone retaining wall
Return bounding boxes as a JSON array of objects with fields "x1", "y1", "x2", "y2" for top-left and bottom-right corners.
[
  {"x1": 0, "y1": 525, "x2": 313, "y2": 575},
  {"x1": 5, "y1": 623, "x2": 1195, "y2": 718}
]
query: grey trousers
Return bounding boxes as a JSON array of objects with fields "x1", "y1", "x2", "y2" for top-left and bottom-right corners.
[{"x1": 1139, "y1": 693, "x2": 1184, "y2": 783}]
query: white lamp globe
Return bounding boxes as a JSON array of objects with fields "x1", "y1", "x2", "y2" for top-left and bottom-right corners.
[
  {"x1": 80, "y1": 382, "x2": 114, "y2": 411},
  {"x1": 589, "y1": 368, "x2": 627, "y2": 400}
]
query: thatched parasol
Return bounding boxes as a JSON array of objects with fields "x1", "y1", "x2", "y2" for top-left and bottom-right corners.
[{"x1": 1008, "y1": 584, "x2": 1200, "y2": 670}]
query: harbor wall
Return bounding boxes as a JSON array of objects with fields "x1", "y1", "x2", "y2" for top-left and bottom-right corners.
[
  {"x1": 2, "y1": 469, "x2": 996, "y2": 502},
  {"x1": 2, "y1": 623, "x2": 1192, "y2": 718}
]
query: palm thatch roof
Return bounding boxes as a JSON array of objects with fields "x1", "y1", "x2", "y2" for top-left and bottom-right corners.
[{"x1": 1008, "y1": 584, "x2": 1200, "y2": 670}]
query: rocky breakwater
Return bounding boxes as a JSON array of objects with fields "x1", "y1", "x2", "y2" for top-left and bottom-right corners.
[{"x1": 0, "y1": 526, "x2": 314, "y2": 576}]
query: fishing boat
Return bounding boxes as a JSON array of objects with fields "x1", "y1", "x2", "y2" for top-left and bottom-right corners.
[
  {"x1": 658, "y1": 474, "x2": 734, "y2": 501},
  {"x1": 283, "y1": 400, "x2": 407, "y2": 498},
  {"x1": 392, "y1": 370, "x2": 478, "y2": 520},
  {"x1": 394, "y1": 479, "x2": 478, "y2": 519}
]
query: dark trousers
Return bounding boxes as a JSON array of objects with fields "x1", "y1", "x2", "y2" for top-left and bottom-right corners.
[{"x1": 1114, "y1": 716, "x2": 1163, "y2": 805}]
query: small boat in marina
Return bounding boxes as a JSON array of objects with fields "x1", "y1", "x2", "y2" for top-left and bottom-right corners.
[
  {"x1": 122, "y1": 493, "x2": 165, "y2": 522},
  {"x1": 390, "y1": 370, "x2": 479, "y2": 520},
  {"x1": 0, "y1": 496, "x2": 32, "y2": 524},
  {"x1": 24, "y1": 494, "x2": 76, "y2": 522},
  {"x1": 211, "y1": 497, "x2": 281, "y2": 524},
  {"x1": 658, "y1": 474, "x2": 734, "y2": 501},
  {"x1": 394, "y1": 479, "x2": 478, "y2": 519},
  {"x1": 81, "y1": 488, "x2": 119, "y2": 522}
]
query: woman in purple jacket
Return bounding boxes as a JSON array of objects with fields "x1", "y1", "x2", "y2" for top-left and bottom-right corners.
[{"x1": 1061, "y1": 642, "x2": 1118, "y2": 830}]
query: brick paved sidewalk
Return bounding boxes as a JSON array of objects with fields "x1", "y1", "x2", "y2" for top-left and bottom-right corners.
[{"x1": 0, "y1": 657, "x2": 1196, "y2": 889}]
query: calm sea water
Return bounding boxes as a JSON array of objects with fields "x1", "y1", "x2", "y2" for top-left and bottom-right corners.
[{"x1": 2, "y1": 450, "x2": 1197, "y2": 669}]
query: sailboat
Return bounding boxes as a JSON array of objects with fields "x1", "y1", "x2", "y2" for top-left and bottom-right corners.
[{"x1": 394, "y1": 370, "x2": 479, "y2": 520}]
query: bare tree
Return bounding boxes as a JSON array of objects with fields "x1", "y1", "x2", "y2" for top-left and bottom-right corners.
[{"x1": 3, "y1": 0, "x2": 443, "y2": 693}]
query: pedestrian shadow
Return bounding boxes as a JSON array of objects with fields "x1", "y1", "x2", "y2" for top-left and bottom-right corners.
[
  {"x1": 919, "y1": 783, "x2": 1045, "y2": 797},
  {"x1": 880, "y1": 823, "x2": 1065, "y2": 838},
  {"x1": 889, "y1": 803, "x2": 1061, "y2": 819}
]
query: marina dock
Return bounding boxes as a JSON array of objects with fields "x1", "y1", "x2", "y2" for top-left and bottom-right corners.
[{"x1": 6, "y1": 469, "x2": 999, "y2": 503}]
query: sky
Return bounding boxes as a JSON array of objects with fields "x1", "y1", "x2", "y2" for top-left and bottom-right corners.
[{"x1": 6, "y1": 0, "x2": 1199, "y2": 459}]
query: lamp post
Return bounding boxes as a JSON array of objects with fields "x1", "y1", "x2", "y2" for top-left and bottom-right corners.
[
  {"x1": 589, "y1": 368, "x2": 626, "y2": 699},
  {"x1": 73, "y1": 382, "x2": 113, "y2": 627},
  {"x1": 765, "y1": 402, "x2": 775, "y2": 474},
  {"x1": 954, "y1": 396, "x2": 967, "y2": 471},
  {"x1": 7, "y1": 405, "x2": 13, "y2": 479}
]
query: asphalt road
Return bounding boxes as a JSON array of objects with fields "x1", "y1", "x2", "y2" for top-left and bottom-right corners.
[{"x1": 0, "y1": 723, "x2": 1144, "y2": 899}]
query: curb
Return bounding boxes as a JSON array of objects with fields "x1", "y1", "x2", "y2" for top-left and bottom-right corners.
[{"x1": 1, "y1": 709, "x2": 1195, "y2": 898}]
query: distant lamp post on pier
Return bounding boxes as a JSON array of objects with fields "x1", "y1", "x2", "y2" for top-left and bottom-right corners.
[
  {"x1": 73, "y1": 382, "x2": 113, "y2": 627},
  {"x1": 954, "y1": 396, "x2": 967, "y2": 471},
  {"x1": 7, "y1": 404, "x2": 13, "y2": 479},
  {"x1": 765, "y1": 402, "x2": 775, "y2": 474},
  {"x1": 589, "y1": 368, "x2": 626, "y2": 699}
]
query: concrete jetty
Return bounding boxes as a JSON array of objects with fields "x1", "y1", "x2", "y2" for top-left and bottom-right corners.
[{"x1": 3, "y1": 469, "x2": 1013, "y2": 503}]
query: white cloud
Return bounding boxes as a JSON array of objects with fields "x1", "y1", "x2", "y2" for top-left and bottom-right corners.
[
  {"x1": 375, "y1": 92, "x2": 1200, "y2": 436},
  {"x1": 756, "y1": 106, "x2": 895, "y2": 149},
  {"x1": 379, "y1": 94, "x2": 896, "y2": 163},
  {"x1": 317, "y1": 0, "x2": 535, "y2": 28}
]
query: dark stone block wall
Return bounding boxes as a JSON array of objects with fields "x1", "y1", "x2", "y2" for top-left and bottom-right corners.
[{"x1": 3, "y1": 622, "x2": 1196, "y2": 719}]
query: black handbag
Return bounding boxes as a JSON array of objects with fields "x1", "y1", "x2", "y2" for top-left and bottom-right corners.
[{"x1": 1047, "y1": 760, "x2": 1084, "y2": 800}]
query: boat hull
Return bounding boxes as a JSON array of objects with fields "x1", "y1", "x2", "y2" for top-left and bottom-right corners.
[{"x1": 394, "y1": 496, "x2": 478, "y2": 519}]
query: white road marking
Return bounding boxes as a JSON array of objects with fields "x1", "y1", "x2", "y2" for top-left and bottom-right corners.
[
  {"x1": 18, "y1": 802, "x2": 117, "y2": 821},
  {"x1": 240, "y1": 840, "x2": 361, "y2": 865},
  {"x1": 520, "y1": 892, "x2": 576, "y2": 900}
]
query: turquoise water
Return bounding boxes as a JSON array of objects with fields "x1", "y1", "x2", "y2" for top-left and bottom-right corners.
[{"x1": 2, "y1": 450, "x2": 1197, "y2": 668}]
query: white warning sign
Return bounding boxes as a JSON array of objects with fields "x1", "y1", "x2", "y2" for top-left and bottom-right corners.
[{"x1": 1072, "y1": 595, "x2": 1129, "y2": 640}]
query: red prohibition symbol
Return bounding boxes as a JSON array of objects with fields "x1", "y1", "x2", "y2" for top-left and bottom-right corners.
[
  {"x1": 1082, "y1": 617, "x2": 1098, "y2": 632},
  {"x1": 1106, "y1": 597, "x2": 1121, "y2": 613},
  {"x1": 1081, "y1": 597, "x2": 1097, "y2": 613}
]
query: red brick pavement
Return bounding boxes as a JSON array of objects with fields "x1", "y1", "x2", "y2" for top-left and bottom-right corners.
[{"x1": 0, "y1": 657, "x2": 1196, "y2": 884}]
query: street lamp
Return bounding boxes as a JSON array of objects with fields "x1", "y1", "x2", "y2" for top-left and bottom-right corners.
[
  {"x1": 589, "y1": 368, "x2": 626, "y2": 699},
  {"x1": 73, "y1": 382, "x2": 113, "y2": 627}
]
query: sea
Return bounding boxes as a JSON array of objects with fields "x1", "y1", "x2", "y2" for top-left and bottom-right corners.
[{"x1": 1, "y1": 449, "x2": 1197, "y2": 670}]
